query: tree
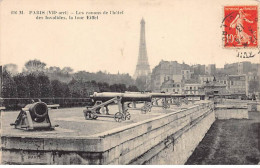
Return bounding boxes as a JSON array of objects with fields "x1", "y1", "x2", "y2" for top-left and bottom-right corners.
[
  {"x1": 68, "y1": 79, "x2": 99, "y2": 98},
  {"x1": 13, "y1": 74, "x2": 29, "y2": 98},
  {"x1": 109, "y1": 84, "x2": 127, "y2": 92},
  {"x1": 61, "y1": 67, "x2": 73, "y2": 74},
  {"x1": 62, "y1": 83, "x2": 71, "y2": 98},
  {"x1": 3, "y1": 64, "x2": 18, "y2": 76},
  {"x1": 2, "y1": 70, "x2": 17, "y2": 98},
  {"x1": 26, "y1": 73, "x2": 40, "y2": 98},
  {"x1": 23, "y1": 59, "x2": 46, "y2": 74},
  {"x1": 2, "y1": 70, "x2": 18, "y2": 108},
  {"x1": 48, "y1": 66, "x2": 61, "y2": 73},
  {"x1": 46, "y1": 66, "x2": 72, "y2": 83},
  {"x1": 51, "y1": 80, "x2": 64, "y2": 97},
  {"x1": 127, "y1": 85, "x2": 139, "y2": 92},
  {"x1": 37, "y1": 74, "x2": 52, "y2": 98},
  {"x1": 98, "y1": 82, "x2": 110, "y2": 92}
]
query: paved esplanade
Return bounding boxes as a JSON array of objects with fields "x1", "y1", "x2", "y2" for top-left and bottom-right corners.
[{"x1": 1, "y1": 102, "x2": 204, "y2": 138}]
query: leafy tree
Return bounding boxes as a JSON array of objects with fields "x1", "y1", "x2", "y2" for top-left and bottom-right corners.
[
  {"x1": 62, "y1": 82, "x2": 71, "y2": 98},
  {"x1": 68, "y1": 80, "x2": 99, "y2": 98},
  {"x1": 73, "y1": 71, "x2": 135, "y2": 86},
  {"x1": 109, "y1": 84, "x2": 127, "y2": 92},
  {"x1": 3, "y1": 64, "x2": 18, "y2": 76},
  {"x1": 61, "y1": 67, "x2": 73, "y2": 74},
  {"x1": 127, "y1": 85, "x2": 139, "y2": 92},
  {"x1": 23, "y1": 59, "x2": 46, "y2": 74},
  {"x1": 51, "y1": 80, "x2": 64, "y2": 97},
  {"x1": 2, "y1": 70, "x2": 18, "y2": 108},
  {"x1": 26, "y1": 73, "x2": 40, "y2": 98},
  {"x1": 13, "y1": 74, "x2": 29, "y2": 98},
  {"x1": 98, "y1": 82, "x2": 110, "y2": 92},
  {"x1": 48, "y1": 66, "x2": 61, "y2": 73},
  {"x1": 37, "y1": 74, "x2": 52, "y2": 98},
  {"x1": 2, "y1": 70, "x2": 17, "y2": 98}
]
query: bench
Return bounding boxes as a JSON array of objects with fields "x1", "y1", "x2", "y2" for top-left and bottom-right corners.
[
  {"x1": 0, "y1": 107, "x2": 5, "y2": 111},
  {"x1": 47, "y1": 104, "x2": 60, "y2": 109}
]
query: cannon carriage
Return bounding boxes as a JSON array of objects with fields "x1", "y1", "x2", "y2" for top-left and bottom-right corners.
[
  {"x1": 83, "y1": 92, "x2": 152, "y2": 122},
  {"x1": 10, "y1": 101, "x2": 58, "y2": 130}
]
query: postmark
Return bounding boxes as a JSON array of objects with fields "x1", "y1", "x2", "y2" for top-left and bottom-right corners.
[{"x1": 222, "y1": 6, "x2": 258, "y2": 48}]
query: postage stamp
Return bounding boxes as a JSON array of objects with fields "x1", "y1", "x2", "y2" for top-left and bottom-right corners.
[{"x1": 223, "y1": 6, "x2": 258, "y2": 48}]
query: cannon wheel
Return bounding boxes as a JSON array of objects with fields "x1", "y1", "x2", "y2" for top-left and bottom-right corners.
[
  {"x1": 163, "y1": 104, "x2": 169, "y2": 109},
  {"x1": 93, "y1": 115, "x2": 98, "y2": 120},
  {"x1": 141, "y1": 107, "x2": 147, "y2": 114},
  {"x1": 175, "y1": 101, "x2": 180, "y2": 107},
  {"x1": 114, "y1": 112, "x2": 124, "y2": 122},
  {"x1": 84, "y1": 110, "x2": 94, "y2": 120},
  {"x1": 125, "y1": 112, "x2": 131, "y2": 120},
  {"x1": 147, "y1": 103, "x2": 152, "y2": 112},
  {"x1": 127, "y1": 103, "x2": 132, "y2": 108},
  {"x1": 184, "y1": 99, "x2": 188, "y2": 105}
]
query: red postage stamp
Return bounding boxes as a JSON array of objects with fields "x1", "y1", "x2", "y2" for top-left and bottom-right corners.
[{"x1": 223, "y1": 6, "x2": 258, "y2": 48}]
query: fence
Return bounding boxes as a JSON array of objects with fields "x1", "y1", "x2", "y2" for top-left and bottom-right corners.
[{"x1": 0, "y1": 97, "x2": 92, "y2": 110}]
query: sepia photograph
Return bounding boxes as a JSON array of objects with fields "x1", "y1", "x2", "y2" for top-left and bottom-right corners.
[{"x1": 0, "y1": 0, "x2": 259, "y2": 165}]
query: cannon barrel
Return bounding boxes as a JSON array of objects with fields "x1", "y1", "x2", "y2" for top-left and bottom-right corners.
[
  {"x1": 149, "y1": 93, "x2": 178, "y2": 98},
  {"x1": 24, "y1": 102, "x2": 48, "y2": 118},
  {"x1": 149, "y1": 93, "x2": 206, "y2": 98},
  {"x1": 91, "y1": 92, "x2": 152, "y2": 102}
]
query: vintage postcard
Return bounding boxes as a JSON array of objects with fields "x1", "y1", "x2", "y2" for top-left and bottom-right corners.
[{"x1": 0, "y1": 0, "x2": 260, "y2": 165}]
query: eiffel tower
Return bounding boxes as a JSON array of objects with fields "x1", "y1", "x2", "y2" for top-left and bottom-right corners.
[{"x1": 133, "y1": 18, "x2": 151, "y2": 79}]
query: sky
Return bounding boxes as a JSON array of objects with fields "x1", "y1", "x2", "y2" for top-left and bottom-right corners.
[{"x1": 1, "y1": 0, "x2": 259, "y2": 76}]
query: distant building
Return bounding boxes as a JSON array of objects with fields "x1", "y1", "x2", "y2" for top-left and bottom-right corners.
[
  {"x1": 184, "y1": 83, "x2": 201, "y2": 95},
  {"x1": 160, "y1": 80, "x2": 184, "y2": 94},
  {"x1": 199, "y1": 75, "x2": 214, "y2": 84},
  {"x1": 223, "y1": 62, "x2": 259, "y2": 75},
  {"x1": 224, "y1": 63, "x2": 238, "y2": 75},
  {"x1": 247, "y1": 72, "x2": 260, "y2": 96},
  {"x1": 247, "y1": 72, "x2": 259, "y2": 81},
  {"x1": 181, "y1": 70, "x2": 191, "y2": 81},
  {"x1": 172, "y1": 74, "x2": 182, "y2": 83},
  {"x1": 227, "y1": 75, "x2": 248, "y2": 97},
  {"x1": 201, "y1": 81, "x2": 228, "y2": 98},
  {"x1": 251, "y1": 63, "x2": 260, "y2": 75},
  {"x1": 238, "y1": 61, "x2": 251, "y2": 75},
  {"x1": 216, "y1": 75, "x2": 228, "y2": 88},
  {"x1": 191, "y1": 64, "x2": 206, "y2": 75},
  {"x1": 205, "y1": 64, "x2": 216, "y2": 75},
  {"x1": 151, "y1": 60, "x2": 190, "y2": 92}
]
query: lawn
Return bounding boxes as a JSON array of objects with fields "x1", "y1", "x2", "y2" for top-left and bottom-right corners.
[{"x1": 186, "y1": 111, "x2": 260, "y2": 165}]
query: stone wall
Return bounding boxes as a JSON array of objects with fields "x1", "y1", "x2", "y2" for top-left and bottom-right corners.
[
  {"x1": 1, "y1": 101, "x2": 215, "y2": 165},
  {"x1": 215, "y1": 108, "x2": 248, "y2": 119}
]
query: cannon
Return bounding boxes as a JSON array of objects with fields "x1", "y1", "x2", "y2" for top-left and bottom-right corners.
[
  {"x1": 127, "y1": 101, "x2": 153, "y2": 114},
  {"x1": 83, "y1": 92, "x2": 152, "y2": 122},
  {"x1": 149, "y1": 93, "x2": 203, "y2": 108},
  {"x1": 10, "y1": 101, "x2": 58, "y2": 131},
  {"x1": 92, "y1": 92, "x2": 152, "y2": 114},
  {"x1": 149, "y1": 93, "x2": 176, "y2": 109},
  {"x1": 123, "y1": 92, "x2": 153, "y2": 114}
]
